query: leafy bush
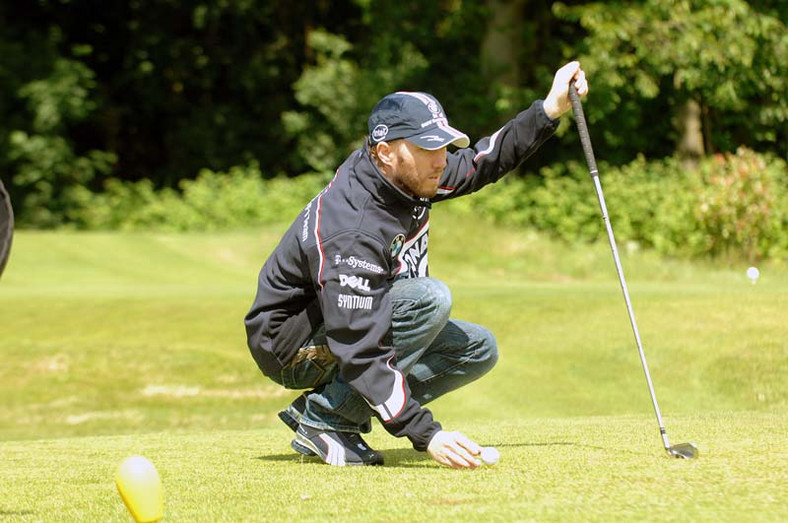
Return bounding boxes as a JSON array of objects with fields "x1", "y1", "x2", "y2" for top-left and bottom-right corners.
[
  {"x1": 68, "y1": 163, "x2": 330, "y2": 231},
  {"x1": 283, "y1": 30, "x2": 428, "y2": 173},
  {"x1": 693, "y1": 148, "x2": 788, "y2": 260},
  {"x1": 466, "y1": 147, "x2": 787, "y2": 261},
  {"x1": 65, "y1": 148, "x2": 786, "y2": 261},
  {"x1": 9, "y1": 58, "x2": 117, "y2": 227}
]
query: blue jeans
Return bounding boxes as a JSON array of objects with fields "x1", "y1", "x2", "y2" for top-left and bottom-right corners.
[{"x1": 272, "y1": 277, "x2": 499, "y2": 433}]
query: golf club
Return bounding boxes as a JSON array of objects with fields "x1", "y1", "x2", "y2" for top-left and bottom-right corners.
[
  {"x1": 0, "y1": 177, "x2": 13, "y2": 279},
  {"x1": 568, "y1": 81, "x2": 698, "y2": 460}
]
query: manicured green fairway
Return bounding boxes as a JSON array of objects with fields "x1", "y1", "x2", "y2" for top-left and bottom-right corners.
[
  {"x1": 1, "y1": 212, "x2": 786, "y2": 521},
  {"x1": 2, "y1": 411, "x2": 786, "y2": 522}
]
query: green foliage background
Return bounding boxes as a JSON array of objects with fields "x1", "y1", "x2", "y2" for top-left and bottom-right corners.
[
  {"x1": 461, "y1": 147, "x2": 788, "y2": 261},
  {"x1": 62, "y1": 147, "x2": 788, "y2": 261},
  {"x1": 1, "y1": 0, "x2": 786, "y2": 259}
]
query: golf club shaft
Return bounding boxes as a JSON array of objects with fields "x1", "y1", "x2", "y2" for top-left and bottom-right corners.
[
  {"x1": 0, "y1": 177, "x2": 13, "y2": 279},
  {"x1": 568, "y1": 83, "x2": 671, "y2": 451}
]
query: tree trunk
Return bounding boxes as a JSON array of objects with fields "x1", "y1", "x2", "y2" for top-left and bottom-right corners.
[
  {"x1": 676, "y1": 99, "x2": 705, "y2": 165},
  {"x1": 481, "y1": 0, "x2": 524, "y2": 92}
]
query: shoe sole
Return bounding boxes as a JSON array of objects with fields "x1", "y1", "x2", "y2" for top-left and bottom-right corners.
[{"x1": 291, "y1": 437, "x2": 319, "y2": 457}]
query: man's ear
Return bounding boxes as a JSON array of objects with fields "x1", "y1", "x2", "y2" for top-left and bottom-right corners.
[{"x1": 375, "y1": 142, "x2": 396, "y2": 168}]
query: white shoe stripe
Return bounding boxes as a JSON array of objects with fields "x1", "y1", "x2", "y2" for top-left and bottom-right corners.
[{"x1": 319, "y1": 433, "x2": 346, "y2": 466}]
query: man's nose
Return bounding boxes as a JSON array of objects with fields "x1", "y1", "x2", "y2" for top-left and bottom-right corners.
[{"x1": 433, "y1": 149, "x2": 447, "y2": 169}]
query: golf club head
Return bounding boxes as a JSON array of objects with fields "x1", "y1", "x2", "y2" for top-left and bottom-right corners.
[{"x1": 667, "y1": 442, "x2": 698, "y2": 459}]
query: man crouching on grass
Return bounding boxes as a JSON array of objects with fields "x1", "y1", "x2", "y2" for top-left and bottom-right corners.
[{"x1": 245, "y1": 62, "x2": 588, "y2": 468}]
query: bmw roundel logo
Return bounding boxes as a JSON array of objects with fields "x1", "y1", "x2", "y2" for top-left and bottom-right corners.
[{"x1": 390, "y1": 234, "x2": 405, "y2": 259}]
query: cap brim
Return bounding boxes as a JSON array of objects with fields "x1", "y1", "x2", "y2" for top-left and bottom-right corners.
[{"x1": 405, "y1": 125, "x2": 470, "y2": 150}]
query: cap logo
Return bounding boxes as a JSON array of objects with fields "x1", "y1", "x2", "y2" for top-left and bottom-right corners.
[{"x1": 371, "y1": 124, "x2": 389, "y2": 142}]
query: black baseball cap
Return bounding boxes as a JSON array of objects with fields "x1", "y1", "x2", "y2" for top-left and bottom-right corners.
[{"x1": 367, "y1": 91, "x2": 470, "y2": 150}]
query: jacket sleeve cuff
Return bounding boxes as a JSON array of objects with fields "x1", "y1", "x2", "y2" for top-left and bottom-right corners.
[
  {"x1": 410, "y1": 421, "x2": 442, "y2": 452},
  {"x1": 538, "y1": 99, "x2": 560, "y2": 125}
]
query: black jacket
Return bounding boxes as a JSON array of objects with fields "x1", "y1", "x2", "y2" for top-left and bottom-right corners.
[{"x1": 245, "y1": 100, "x2": 558, "y2": 451}]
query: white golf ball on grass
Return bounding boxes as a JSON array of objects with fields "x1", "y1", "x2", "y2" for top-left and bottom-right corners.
[
  {"x1": 480, "y1": 446, "x2": 499, "y2": 465},
  {"x1": 747, "y1": 266, "x2": 760, "y2": 284}
]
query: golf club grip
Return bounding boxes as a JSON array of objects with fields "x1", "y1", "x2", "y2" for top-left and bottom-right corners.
[{"x1": 569, "y1": 81, "x2": 599, "y2": 177}]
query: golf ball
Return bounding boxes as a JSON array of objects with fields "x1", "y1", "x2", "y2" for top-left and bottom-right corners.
[
  {"x1": 480, "y1": 446, "x2": 499, "y2": 465},
  {"x1": 747, "y1": 266, "x2": 759, "y2": 282}
]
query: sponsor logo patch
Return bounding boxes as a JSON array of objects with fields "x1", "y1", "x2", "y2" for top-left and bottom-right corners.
[
  {"x1": 338, "y1": 294, "x2": 373, "y2": 310},
  {"x1": 390, "y1": 234, "x2": 405, "y2": 260},
  {"x1": 371, "y1": 124, "x2": 389, "y2": 141},
  {"x1": 333, "y1": 255, "x2": 385, "y2": 274},
  {"x1": 339, "y1": 274, "x2": 371, "y2": 292},
  {"x1": 395, "y1": 223, "x2": 430, "y2": 278},
  {"x1": 420, "y1": 117, "x2": 448, "y2": 128}
]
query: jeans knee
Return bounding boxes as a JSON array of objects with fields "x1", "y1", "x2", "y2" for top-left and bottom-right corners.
[
  {"x1": 424, "y1": 277, "x2": 452, "y2": 324},
  {"x1": 476, "y1": 326, "x2": 499, "y2": 372}
]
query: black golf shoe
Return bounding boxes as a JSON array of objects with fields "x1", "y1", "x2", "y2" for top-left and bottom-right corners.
[
  {"x1": 291, "y1": 424, "x2": 384, "y2": 466},
  {"x1": 278, "y1": 393, "x2": 316, "y2": 456},
  {"x1": 278, "y1": 393, "x2": 307, "y2": 433}
]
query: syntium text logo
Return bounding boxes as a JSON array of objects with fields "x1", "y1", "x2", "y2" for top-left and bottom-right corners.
[{"x1": 337, "y1": 294, "x2": 373, "y2": 310}]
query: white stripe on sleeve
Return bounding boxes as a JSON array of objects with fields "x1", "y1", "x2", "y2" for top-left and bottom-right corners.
[
  {"x1": 369, "y1": 358, "x2": 406, "y2": 421},
  {"x1": 473, "y1": 127, "x2": 504, "y2": 162}
]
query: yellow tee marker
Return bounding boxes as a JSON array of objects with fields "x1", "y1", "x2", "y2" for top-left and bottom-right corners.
[{"x1": 115, "y1": 456, "x2": 163, "y2": 522}]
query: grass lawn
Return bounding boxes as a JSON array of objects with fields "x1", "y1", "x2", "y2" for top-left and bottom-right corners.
[
  {"x1": 2, "y1": 412, "x2": 786, "y2": 522},
  {"x1": 1, "y1": 211, "x2": 786, "y2": 521}
]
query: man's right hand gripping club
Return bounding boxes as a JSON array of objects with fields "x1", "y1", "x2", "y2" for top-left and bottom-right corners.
[{"x1": 427, "y1": 430, "x2": 483, "y2": 469}]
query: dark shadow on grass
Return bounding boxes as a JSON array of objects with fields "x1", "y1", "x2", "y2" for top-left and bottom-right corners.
[
  {"x1": 255, "y1": 448, "x2": 433, "y2": 468},
  {"x1": 0, "y1": 509, "x2": 35, "y2": 516},
  {"x1": 254, "y1": 437, "x2": 648, "y2": 467},
  {"x1": 255, "y1": 441, "x2": 641, "y2": 467}
]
